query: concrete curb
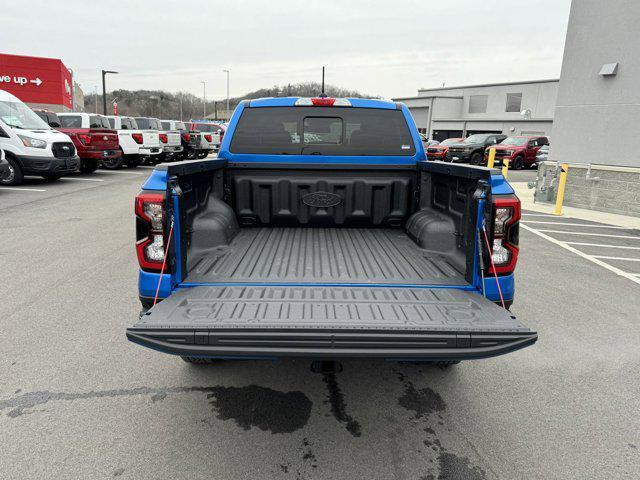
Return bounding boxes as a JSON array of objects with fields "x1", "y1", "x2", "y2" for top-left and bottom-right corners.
[{"x1": 511, "y1": 182, "x2": 640, "y2": 229}]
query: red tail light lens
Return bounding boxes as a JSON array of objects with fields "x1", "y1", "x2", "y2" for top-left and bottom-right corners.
[
  {"x1": 311, "y1": 97, "x2": 336, "y2": 106},
  {"x1": 181, "y1": 133, "x2": 191, "y2": 142},
  {"x1": 159, "y1": 133, "x2": 168, "y2": 143},
  {"x1": 77, "y1": 133, "x2": 92, "y2": 145},
  {"x1": 489, "y1": 195, "x2": 520, "y2": 275},
  {"x1": 132, "y1": 133, "x2": 144, "y2": 144},
  {"x1": 204, "y1": 134, "x2": 212, "y2": 142},
  {"x1": 135, "y1": 192, "x2": 166, "y2": 272}
]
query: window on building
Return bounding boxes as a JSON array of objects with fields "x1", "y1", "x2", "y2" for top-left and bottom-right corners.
[
  {"x1": 506, "y1": 93, "x2": 522, "y2": 112},
  {"x1": 468, "y1": 95, "x2": 488, "y2": 114}
]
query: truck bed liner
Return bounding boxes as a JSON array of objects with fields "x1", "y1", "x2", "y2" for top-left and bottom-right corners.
[{"x1": 185, "y1": 228, "x2": 466, "y2": 285}]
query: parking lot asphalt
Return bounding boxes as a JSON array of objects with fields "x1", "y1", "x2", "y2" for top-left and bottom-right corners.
[{"x1": 1, "y1": 167, "x2": 639, "y2": 480}]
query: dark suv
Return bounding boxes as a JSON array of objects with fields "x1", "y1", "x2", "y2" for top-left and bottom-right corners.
[{"x1": 446, "y1": 134, "x2": 507, "y2": 165}]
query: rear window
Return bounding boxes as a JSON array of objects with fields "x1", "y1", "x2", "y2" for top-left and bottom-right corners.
[
  {"x1": 193, "y1": 123, "x2": 221, "y2": 133},
  {"x1": 122, "y1": 117, "x2": 138, "y2": 130},
  {"x1": 135, "y1": 118, "x2": 151, "y2": 129},
  {"x1": 161, "y1": 121, "x2": 171, "y2": 130},
  {"x1": 229, "y1": 107, "x2": 415, "y2": 156},
  {"x1": 89, "y1": 115, "x2": 110, "y2": 129},
  {"x1": 107, "y1": 118, "x2": 116, "y2": 128},
  {"x1": 59, "y1": 115, "x2": 83, "y2": 128}
]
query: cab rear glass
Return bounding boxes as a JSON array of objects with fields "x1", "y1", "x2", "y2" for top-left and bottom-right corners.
[{"x1": 230, "y1": 106, "x2": 415, "y2": 156}]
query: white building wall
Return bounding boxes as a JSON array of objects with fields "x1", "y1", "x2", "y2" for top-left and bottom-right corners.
[{"x1": 551, "y1": 0, "x2": 640, "y2": 166}]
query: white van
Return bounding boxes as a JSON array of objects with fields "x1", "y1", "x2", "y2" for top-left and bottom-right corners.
[{"x1": 0, "y1": 89, "x2": 79, "y2": 185}]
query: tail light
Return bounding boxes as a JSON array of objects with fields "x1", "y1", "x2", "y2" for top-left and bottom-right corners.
[
  {"x1": 181, "y1": 133, "x2": 191, "y2": 142},
  {"x1": 489, "y1": 195, "x2": 520, "y2": 275},
  {"x1": 135, "y1": 192, "x2": 167, "y2": 272},
  {"x1": 159, "y1": 133, "x2": 168, "y2": 143},
  {"x1": 77, "y1": 133, "x2": 92, "y2": 145},
  {"x1": 132, "y1": 133, "x2": 144, "y2": 144},
  {"x1": 204, "y1": 134, "x2": 212, "y2": 142}
]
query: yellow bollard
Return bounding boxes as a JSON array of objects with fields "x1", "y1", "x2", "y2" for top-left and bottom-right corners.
[
  {"x1": 501, "y1": 159, "x2": 509, "y2": 178},
  {"x1": 554, "y1": 163, "x2": 569, "y2": 215},
  {"x1": 487, "y1": 148, "x2": 496, "y2": 169}
]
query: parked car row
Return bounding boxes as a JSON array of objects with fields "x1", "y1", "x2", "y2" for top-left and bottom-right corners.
[
  {"x1": 425, "y1": 133, "x2": 550, "y2": 169},
  {"x1": 0, "y1": 88, "x2": 227, "y2": 185}
]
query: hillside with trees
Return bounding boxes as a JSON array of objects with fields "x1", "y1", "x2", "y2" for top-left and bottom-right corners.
[{"x1": 84, "y1": 82, "x2": 379, "y2": 120}]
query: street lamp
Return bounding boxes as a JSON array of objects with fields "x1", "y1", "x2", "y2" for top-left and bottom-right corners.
[
  {"x1": 222, "y1": 69, "x2": 230, "y2": 119},
  {"x1": 201, "y1": 81, "x2": 207, "y2": 118},
  {"x1": 101, "y1": 70, "x2": 118, "y2": 115}
]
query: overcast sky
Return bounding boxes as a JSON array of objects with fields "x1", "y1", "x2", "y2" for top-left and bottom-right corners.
[{"x1": 1, "y1": 0, "x2": 571, "y2": 99}]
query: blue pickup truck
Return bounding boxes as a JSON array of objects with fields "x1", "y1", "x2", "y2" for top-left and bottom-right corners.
[{"x1": 127, "y1": 97, "x2": 536, "y2": 365}]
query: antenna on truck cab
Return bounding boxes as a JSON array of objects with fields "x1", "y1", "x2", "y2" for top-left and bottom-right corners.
[{"x1": 319, "y1": 66, "x2": 327, "y2": 98}]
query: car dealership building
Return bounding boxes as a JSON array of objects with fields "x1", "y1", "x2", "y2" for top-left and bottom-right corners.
[{"x1": 393, "y1": 79, "x2": 559, "y2": 142}]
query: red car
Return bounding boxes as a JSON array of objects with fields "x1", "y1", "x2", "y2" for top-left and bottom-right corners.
[
  {"x1": 484, "y1": 135, "x2": 549, "y2": 169},
  {"x1": 35, "y1": 111, "x2": 121, "y2": 173},
  {"x1": 425, "y1": 138, "x2": 463, "y2": 161}
]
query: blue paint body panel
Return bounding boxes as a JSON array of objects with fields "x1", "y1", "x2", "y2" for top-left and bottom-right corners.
[
  {"x1": 141, "y1": 169, "x2": 167, "y2": 191},
  {"x1": 139, "y1": 269, "x2": 172, "y2": 299},
  {"x1": 490, "y1": 174, "x2": 515, "y2": 195}
]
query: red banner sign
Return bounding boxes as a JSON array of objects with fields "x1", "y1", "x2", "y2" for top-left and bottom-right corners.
[{"x1": 0, "y1": 53, "x2": 73, "y2": 109}]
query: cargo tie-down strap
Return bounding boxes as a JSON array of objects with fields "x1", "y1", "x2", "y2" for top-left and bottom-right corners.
[
  {"x1": 153, "y1": 216, "x2": 174, "y2": 306},
  {"x1": 479, "y1": 223, "x2": 506, "y2": 309}
]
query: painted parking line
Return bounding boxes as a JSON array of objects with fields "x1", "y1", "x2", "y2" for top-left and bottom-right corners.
[
  {"x1": 95, "y1": 170, "x2": 146, "y2": 176},
  {"x1": 61, "y1": 177, "x2": 105, "y2": 182},
  {"x1": 566, "y1": 242, "x2": 640, "y2": 250},
  {"x1": 522, "y1": 224, "x2": 640, "y2": 286},
  {"x1": 522, "y1": 213, "x2": 556, "y2": 217},
  {"x1": 592, "y1": 255, "x2": 640, "y2": 262},
  {"x1": 536, "y1": 229, "x2": 640, "y2": 239},
  {"x1": 522, "y1": 221, "x2": 630, "y2": 229},
  {"x1": 0, "y1": 186, "x2": 47, "y2": 192}
]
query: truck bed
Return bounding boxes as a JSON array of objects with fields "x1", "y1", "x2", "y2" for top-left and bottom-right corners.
[{"x1": 184, "y1": 227, "x2": 467, "y2": 286}]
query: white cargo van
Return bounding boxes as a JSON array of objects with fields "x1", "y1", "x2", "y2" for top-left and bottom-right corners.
[{"x1": 0, "y1": 89, "x2": 79, "y2": 185}]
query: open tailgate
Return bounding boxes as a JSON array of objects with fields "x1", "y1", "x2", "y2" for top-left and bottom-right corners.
[{"x1": 127, "y1": 286, "x2": 536, "y2": 360}]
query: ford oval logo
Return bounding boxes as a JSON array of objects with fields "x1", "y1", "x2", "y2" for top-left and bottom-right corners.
[{"x1": 302, "y1": 191, "x2": 342, "y2": 208}]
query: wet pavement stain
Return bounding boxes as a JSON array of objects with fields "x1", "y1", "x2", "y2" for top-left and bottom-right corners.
[
  {"x1": 395, "y1": 370, "x2": 487, "y2": 480},
  {"x1": 322, "y1": 372, "x2": 362, "y2": 437},
  {"x1": 398, "y1": 382, "x2": 446, "y2": 419},
  {"x1": 437, "y1": 452, "x2": 486, "y2": 480},
  {"x1": 1, "y1": 386, "x2": 231, "y2": 417},
  {"x1": 302, "y1": 437, "x2": 318, "y2": 469},
  {"x1": 207, "y1": 385, "x2": 312, "y2": 434}
]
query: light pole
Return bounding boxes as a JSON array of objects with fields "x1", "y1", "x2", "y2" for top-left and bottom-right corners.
[
  {"x1": 201, "y1": 81, "x2": 206, "y2": 118},
  {"x1": 101, "y1": 70, "x2": 118, "y2": 115},
  {"x1": 94, "y1": 86, "x2": 98, "y2": 114},
  {"x1": 223, "y1": 69, "x2": 230, "y2": 119}
]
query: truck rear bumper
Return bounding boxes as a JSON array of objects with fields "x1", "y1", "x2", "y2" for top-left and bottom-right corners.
[
  {"x1": 126, "y1": 328, "x2": 537, "y2": 360},
  {"x1": 80, "y1": 149, "x2": 121, "y2": 160}
]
